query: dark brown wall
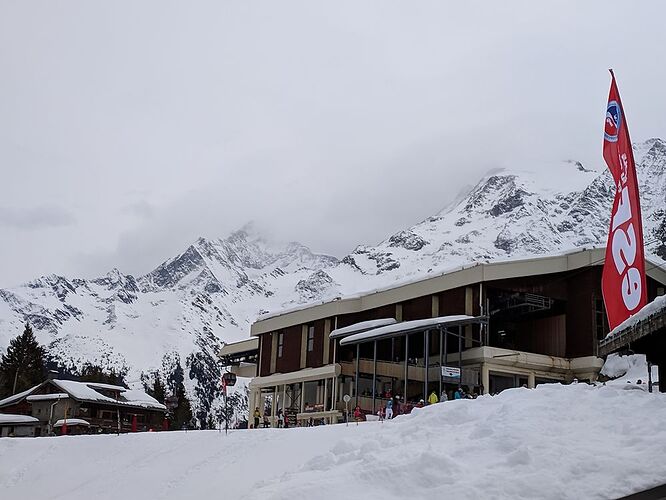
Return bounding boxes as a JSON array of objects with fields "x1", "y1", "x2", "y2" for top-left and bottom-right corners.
[
  {"x1": 402, "y1": 295, "x2": 432, "y2": 321},
  {"x1": 438, "y1": 288, "x2": 466, "y2": 315},
  {"x1": 565, "y1": 267, "x2": 602, "y2": 358},
  {"x1": 276, "y1": 325, "x2": 302, "y2": 373},
  {"x1": 306, "y1": 320, "x2": 326, "y2": 368},
  {"x1": 259, "y1": 333, "x2": 272, "y2": 377},
  {"x1": 335, "y1": 304, "x2": 397, "y2": 329}
]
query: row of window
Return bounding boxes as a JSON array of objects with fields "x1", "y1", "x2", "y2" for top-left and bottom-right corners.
[{"x1": 276, "y1": 325, "x2": 316, "y2": 358}]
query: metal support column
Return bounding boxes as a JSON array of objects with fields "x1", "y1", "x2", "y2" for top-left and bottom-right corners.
[
  {"x1": 355, "y1": 343, "x2": 360, "y2": 407},
  {"x1": 438, "y1": 328, "x2": 443, "y2": 399},
  {"x1": 403, "y1": 334, "x2": 409, "y2": 401},
  {"x1": 458, "y1": 325, "x2": 462, "y2": 389},
  {"x1": 372, "y1": 340, "x2": 377, "y2": 413},
  {"x1": 424, "y1": 330, "x2": 429, "y2": 402}
]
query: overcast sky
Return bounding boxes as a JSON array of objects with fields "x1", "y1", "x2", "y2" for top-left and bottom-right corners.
[{"x1": 1, "y1": 1, "x2": 665, "y2": 287}]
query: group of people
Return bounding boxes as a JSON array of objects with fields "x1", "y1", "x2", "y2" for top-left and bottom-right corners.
[{"x1": 252, "y1": 406, "x2": 290, "y2": 429}]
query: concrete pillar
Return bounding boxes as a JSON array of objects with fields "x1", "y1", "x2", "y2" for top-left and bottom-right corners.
[
  {"x1": 465, "y1": 287, "x2": 473, "y2": 348},
  {"x1": 323, "y1": 319, "x2": 331, "y2": 365},
  {"x1": 528, "y1": 372, "x2": 536, "y2": 389},
  {"x1": 396, "y1": 303, "x2": 403, "y2": 322},
  {"x1": 270, "y1": 332, "x2": 278, "y2": 373},
  {"x1": 300, "y1": 325, "x2": 308, "y2": 369},
  {"x1": 481, "y1": 363, "x2": 490, "y2": 395},
  {"x1": 431, "y1": 295, "x2": 439, "y2": 318}
]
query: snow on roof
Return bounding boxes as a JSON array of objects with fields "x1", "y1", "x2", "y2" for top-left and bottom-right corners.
[
  {"x1": 85, "y1": 382, "x2": 127, "y2": 393},
  {"x1": 121, "y1": 389, "x2": 165, "y2": 410},
  {"x1": 340, "y1": 315, "x2": 479, "y2": 345},
  {"x1": 27, "y1": 393, "x2": 69, "y2": 402},
  {"x1": 0, "y1": 384, "x2": 40, "y2": 408},
  {"x1": 50, "y1": 380, "x2": 166, "y2": 411},
  {"x1": 329, "y1": 318, "x2": 397, "y2": 339},
  {"x1": 54, "y1": 418, "x2": 90, "y2": 427},
  {"x1": 0, "y1": 413, "x2": 39, "y2": 425},
  {"x1": 605, "y1": 295, "x2": 666, "y2": 339},
  {"x1": 257, "y1": 247, "x2": 660, "y2": 324}
]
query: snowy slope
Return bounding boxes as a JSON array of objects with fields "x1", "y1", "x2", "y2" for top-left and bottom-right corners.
[
  {"x1": 332, "y1": 138, "x2": 666, "y2": 284},
  {"x1": 0, "y1": 138, "x2": 664, "y2": 421},
  {"x1": 1, "y1": 383, "x2": 665, "y2": 500}
]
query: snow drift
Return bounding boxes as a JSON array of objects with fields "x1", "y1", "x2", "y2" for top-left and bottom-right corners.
[{"x1": 1, "y1": 383, "x2": 665, "y2": 500}]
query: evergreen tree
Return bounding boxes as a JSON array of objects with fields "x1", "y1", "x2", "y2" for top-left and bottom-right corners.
[
  {"x1": 152, "y1": 375, "x2": 166, "y2": 404},
  {"x1": 172, "y1": 383, "x2": 192, "y2": 429},
  {"x1": 0, "y1": 322, "x2": 46, "y2": 397},
  {"x1": 79, "y1": 363, "x2": 127, "y2": 387}
]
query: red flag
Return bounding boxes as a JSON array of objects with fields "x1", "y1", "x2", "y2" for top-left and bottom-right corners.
[{"x1": 601, "y1": 70, "x2": 647, "y2": 330}]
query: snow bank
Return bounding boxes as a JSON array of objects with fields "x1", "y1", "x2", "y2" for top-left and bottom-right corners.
[
  {"x1": 1, "y1": 384, "x2": 665, "y2": 499},
  {"x1": 600, "y1": 353, "x2": 658, "y2": 385}
]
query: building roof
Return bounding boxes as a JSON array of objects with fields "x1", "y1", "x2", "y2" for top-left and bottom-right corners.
[
  {"x1": 219, "y1": 338, "x2": 259, "y2": 357},
  {"x1": 339, "y1": 315, "x2": 481, "y2": 345},
  {"x1": 599, "y1": 295, "x2": 666, "y2": 357},
  {"x1": 27, "y1": 393, "x2": 69, "y2": 402},
  {"x1": 329, "y1": 318, "x2": 397, "y2": 340},
  {"x1": 0, "y1": 413, "x2": 39, "y2": 425},
  {"x1": 251, "y1": 248, "x2": 666, "y2": 336},
  {"x1": 0, "y1": 384, "x2": 41, "y2": 409},
  {"x1": 50, "y1": 380, "x2": 166, "y2": 411}
]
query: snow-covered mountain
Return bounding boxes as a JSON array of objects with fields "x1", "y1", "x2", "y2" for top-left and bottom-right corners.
[{"x1": 1, "y1": 138, "x2": 664, "y2": 421}]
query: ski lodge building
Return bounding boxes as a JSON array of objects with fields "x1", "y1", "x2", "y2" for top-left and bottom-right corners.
[
  {"x1": 0, "y1": 375, "x2": 167, "y2": 436},
  {"x1": 220, "y1": 248, "x2": 666, "y2": 425}
]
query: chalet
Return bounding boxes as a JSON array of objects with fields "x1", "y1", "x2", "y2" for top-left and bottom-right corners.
[
  {"x1": 0, "y1": 376, "x2": 167, "y2": 436},
  {"x1": 224, "y1": 248, "x2": 666, "y2": 425}
]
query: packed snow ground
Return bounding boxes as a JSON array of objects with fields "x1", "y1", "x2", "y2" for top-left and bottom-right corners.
[{"x1": 1, "y1": 383, "x2": 665, "y2": 500}]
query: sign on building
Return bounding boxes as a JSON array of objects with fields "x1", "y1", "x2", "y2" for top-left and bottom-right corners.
[{"x1": 441, "y1": 366, "x2": 461, "y2": 379}]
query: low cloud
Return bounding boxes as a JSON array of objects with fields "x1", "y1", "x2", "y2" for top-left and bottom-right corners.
[{"x1": 0, "y1": 205, "x2": 75, "y2": 230}]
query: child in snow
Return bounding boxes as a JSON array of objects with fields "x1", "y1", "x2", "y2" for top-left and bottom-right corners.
[{"x1": 386, "y1": 398, "x2": 393, "y2": 419}]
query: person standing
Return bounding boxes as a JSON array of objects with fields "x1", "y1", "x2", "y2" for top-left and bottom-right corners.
[
  {"x1": 428, "y1": 390, "x2": 439, "y2": 405},
  {"x1": 385, "y1": 398, "x2": 393, "y2": 420},
  {"x1": 253, "y1": 407, "x2": 261, "y2": 429}
]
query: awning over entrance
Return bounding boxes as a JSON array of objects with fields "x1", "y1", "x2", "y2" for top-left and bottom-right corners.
[
  {"x1": 249, "y1": 363, "x2": 340, "y2": 389},
  {"x1": 340, "y1": 315, "x2": 484, "y2": 346},
  {"x1": 330, "y1": 318, "x2": 397, "y2": 340}
]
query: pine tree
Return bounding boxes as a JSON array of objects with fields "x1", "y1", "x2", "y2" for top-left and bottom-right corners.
[
  {"x1": 0, "y1": 322, "x2": 46, "y2": 397},
  {"x1": 172, "y1": 383, "x2": 192, "y2": 429},
  {"x1": 152, "y1": 375, "x2": 166, "y2": 404}
]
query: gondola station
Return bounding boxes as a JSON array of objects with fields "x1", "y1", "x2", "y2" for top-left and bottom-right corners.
[{"x1": 219, "y1": 248, "x2": 666, "y2": 426}]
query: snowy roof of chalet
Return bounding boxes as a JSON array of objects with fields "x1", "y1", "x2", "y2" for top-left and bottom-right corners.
[
  {"x1": 329, "y1": 318, "x2": 397, "y2": 340},
  {"x1": 340, "y1": 315, "x2": 481, "y2": 346},
  {"x1": 85, "y1": 382, "x2": 127, "y2": 393},
  {"x1": 50, "y1": 380, "x2": 166, "y2": 411},
  {"x1": 0, "y1": 384, "x2": 40, "y2": 408},
  {"x1": 54, "y1": 418, "x2": 90, "y2": 427},
  {"x1": 27, "y1": 393, "x2": 69, "y2": 402},
  {"x1": 0, "y1": 413, "x2": 39, "y2": 425}
]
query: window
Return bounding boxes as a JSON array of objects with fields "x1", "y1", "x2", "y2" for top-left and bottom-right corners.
[
  {"x1": 277, "y1": 332, "x2": 284, "y2": 358},
  {"x1": 593, "y1": 298, "x2": 609, "y2": 340},
  {"x1": 307, "y1": 325, "x2": 315, "y2": 352}
]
